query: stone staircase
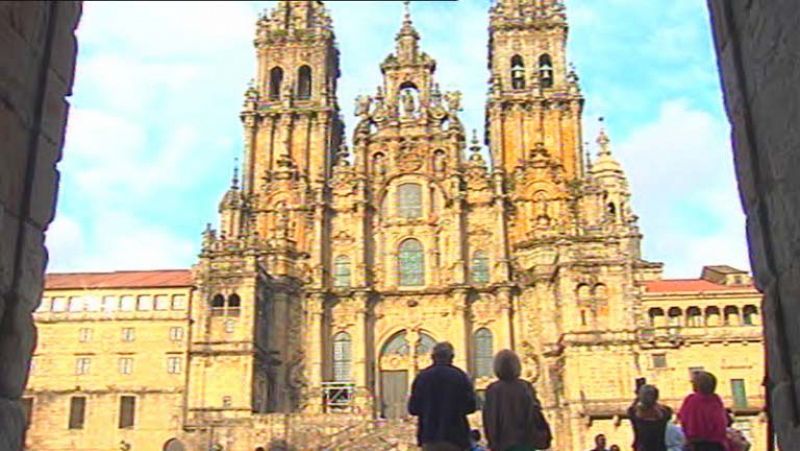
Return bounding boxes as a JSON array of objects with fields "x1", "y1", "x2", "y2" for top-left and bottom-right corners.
[{"x1": 319, "y1": 418, "x2": 417, "y2": 450}]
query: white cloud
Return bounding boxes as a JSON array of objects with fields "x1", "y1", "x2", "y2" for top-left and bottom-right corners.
[{"x1": 616, "y1": 100, "x2": 749, "y2": 277}]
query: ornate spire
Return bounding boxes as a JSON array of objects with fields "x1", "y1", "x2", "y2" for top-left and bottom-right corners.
[
  {"x1": 395, "y1": 0, "x2": 420, "y2": 63},
  {"x1": 468, "y1": 129, "x2": 487, "y2": 166},
  {"x1": 596, "y1": 117, "x2": 611, "y2": 157}
]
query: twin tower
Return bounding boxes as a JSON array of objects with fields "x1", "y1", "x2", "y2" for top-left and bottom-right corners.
[{"x1": 190, "y1": 1, "x2": 643, "y2": 448}]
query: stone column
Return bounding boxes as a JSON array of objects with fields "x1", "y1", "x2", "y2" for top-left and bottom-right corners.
[
  {"x1": 497, "y1": 286, "x2": 514, "y2": 350},
  {"x1": 452, "y1": 288, "x2": 470, "y2": 371},
  {"x1": 304, "y1": 292, "x2": 325, "y2": 414},
  {"x1": 351, "y1": 291, "x2": 371, "y2": 413}
]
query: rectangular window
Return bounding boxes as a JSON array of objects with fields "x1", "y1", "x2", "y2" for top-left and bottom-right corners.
[
  {"x1": 172, "y1": 294, "x2": 187, "y2": 310},
  {"x1": 118, "y1": 396, "x2": 136, "y2": 429},
  {"x1": 103, "y1": 296, "x2": 119, "y2": 312},
  {"x1": 22, "y1": 397, "x2": 33, "y2": 429},
  {"x1": 155, "y1": 295, "x2": 171, "y2": 311},
  {"x1": 51, "y1": 297, "x2": 67, "y2": 312},
  {"x1": 137, "y1": 295, "x2": 153, "y2": 311},
  {"x1": 68, "y1": 296, "x2": 84, "y2": 313},
  {"x1": 75, "y1": 357, "x2": 91, "y2": 375},
  {"x1": 169, "y1": 327, "x2": 184, "y2": 341},
  {"x1": 119, "y1": 358, "x2": 133, "y2": 375},
  {"x1": 68, "y1": 396, "x2": 86, "y2": 430},
  {"x1": 121, "y1": 328, "x2": 135, "y2": 342},
  {"x1": 120, "y1": 295, "x2": 135, "y2": 311},
  {"x1": 167, "y1": 356, "x2": 182, "y2": 374},
  {"x1": 78, "y1": 328, "x2": 92, "y2": 343},
  {"x1": 731, "y1": 379, "x2": 748, "y2": 408},
  {"x1": 653, "y1": 353, "x2": 668, "y2": 369},
  {"x1": 84, "y1": 296, "x2": 101, "y2": 312}
]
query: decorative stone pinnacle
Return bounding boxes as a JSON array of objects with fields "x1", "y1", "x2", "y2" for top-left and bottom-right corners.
[
  {"x1": 596, "y1": 117, "x2": 611, "y2": 155},
  {"x1": 231, "y1": 157, "x2": 240, "y2": 189},
  {"x1": 403, "y1": 0, "x2": 411, "y2": 24}
]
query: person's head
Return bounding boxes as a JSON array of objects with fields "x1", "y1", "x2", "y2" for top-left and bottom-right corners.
[
  {"x1": 431, "y1": 341, "x2": 455, "y2": 365},
  {"x1": 610, "y1": 445, "x2": 621, "y2": 451},
  {"x1": 493, "y1": 349, "x2": 522, "y2": 381},
  {"x1": 470, "y1": 429, "x2": 481, "y2": 442},
  {"x1": 691, "y1": 370, "x2": 717, "y2": 394},
  {"x1": 638, "y1": 384, "x2": 660, "y2": 408},
  {"x1": 594, "y1": 434, "x2": 607, "y2": 448}
]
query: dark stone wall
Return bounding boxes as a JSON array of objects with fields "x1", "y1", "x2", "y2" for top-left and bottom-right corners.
[
  {"x1": 707, "y1": 1, "x2": 800, "y2": 448},
  {"x1": 0, "y1": 2, "x2": 81, "y2": 448}
]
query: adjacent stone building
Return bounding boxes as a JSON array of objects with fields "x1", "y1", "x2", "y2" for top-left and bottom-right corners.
[{"x1": 24, "y1": 1, "x2": 768, "y2": 450}]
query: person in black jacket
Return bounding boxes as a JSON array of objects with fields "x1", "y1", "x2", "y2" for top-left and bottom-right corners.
[{"x1": 409, "y1": 341, "x2": 477, "y2": 451}]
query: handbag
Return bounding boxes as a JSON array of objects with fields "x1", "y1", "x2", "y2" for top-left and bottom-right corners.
[{"x1": 530, "y1": 407, "x2": 552, "y2": 450}]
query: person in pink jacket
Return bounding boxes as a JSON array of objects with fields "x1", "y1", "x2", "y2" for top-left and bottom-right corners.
[{"x1": 677, "y1": 371, "x2": 728, "y2": 451}]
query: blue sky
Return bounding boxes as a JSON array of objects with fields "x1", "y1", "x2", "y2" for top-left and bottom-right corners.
[{"x1": 48, "y1": 0, "x2": 750, "y2": 278}]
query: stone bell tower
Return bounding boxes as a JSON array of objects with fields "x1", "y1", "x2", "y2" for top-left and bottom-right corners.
[
  {"x1": 242, "y1": 0, "x2": 343, "y2": 265},
  {"x1": 486, "y1": 0, "x2": 585, "y2": 246}
]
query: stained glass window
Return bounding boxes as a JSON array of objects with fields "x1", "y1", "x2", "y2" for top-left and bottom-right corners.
[
  {"x1": 399, "y1": 239, "x2": 424, "y2": 286},
  {"x1": 382, "y1": 332, "x2": 409, "y2": 356},
  {"x1": 397, "y1": 184, "x2": 422, "y2": 219},
  {"x1": 415, "y1": 333, "x2": 436, "y2": 355},
  {"x1": 333, "y1": 332, "x2": 352, "y2": 382},
  {"x1": 473, "y1": 328, "x2": 493, "y2": 378},
  {"x1": 471, "y1": 251, "x2": 490, "y2": 284},
  {"x1": 334, "y1": 255, "x2": 351, "y2": 288}
]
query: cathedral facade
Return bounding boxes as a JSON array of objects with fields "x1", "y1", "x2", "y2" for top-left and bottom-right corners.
[{"x1": 25, "y1": 1, "x2": 767, "y2": 450}]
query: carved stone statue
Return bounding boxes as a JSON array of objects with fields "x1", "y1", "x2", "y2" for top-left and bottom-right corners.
[
  {"x1": 401, "y1": 89, "x2": 416, "y2": 115},
  {"x1": 355, "y1": 95, "x2": 371, "y2": 117},
  {"x1": 445, "y1": 90, "x2": 462, "y2": 112}
]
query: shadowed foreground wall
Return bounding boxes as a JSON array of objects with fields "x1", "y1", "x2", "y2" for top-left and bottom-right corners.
[
  {"x1": 707, "y1": 1, "x2": 800, "y2": 449},
  {"x1": 0, "y1": 2, "x2": 81, "y2": 449}
]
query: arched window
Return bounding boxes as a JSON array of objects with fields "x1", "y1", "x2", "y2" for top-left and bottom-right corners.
[
  {"x1": 228, "y1": 294, "x2": 241, "y2": 317},
  {"x1": 648, "y1": 308, "x2": 665, "y2": 327},
  {"x1": 382, "y1": 331, "x2": 410, "y2": 356},
  {"x1": 297, "y1": 65, "x2": 312, "y2": 99},
  {"x1": 398, "y1": 239, "x2": 424, "y2": 286},
  {"x1": 706, "y1": 306, "x2": 721, "y2": 327},
  {"x1": 724, "y1": 306, "x2": 740, "y2": 326},
  {"x1": 269, "y1": 67, "x2": 283, "y2": 100},
  {"x1": 473, "y1": 328, "x2": 493, "y2": 378},
  {"x1": 163, "y1": 439, "x2": 186, "y2": 451},
  {"x1": 511, "y1": 55, "x2": 525, "y2": 89},
  {"x1": 687, "y1": 307, "x2": 702, "y2": 327},
  {"x1": 397, "y1": 183, "x2": 422, "y2": 219},
  {"x1": 211, "y1": 294, "x2": 225, "y2": 316},
  {"x1": 471, "y1": 250, "x2": 490, "y2": 284},
  {"x1": 415, "y1": 333, "x2": 436, "y2": 355},
  {"x1": 539, "y1": 54, "x2": 554, "y2": 88},
  {"x1": 332, "y1": 332, "x2": 352, "y2": 382},
  {"x1": 576, "y1": 284, "x2": 590, "y2": 302},
  {"x1": 668, "y1": 307, "x2": 683, "y2": 327},
  {"x1": 333, "y1": 255, "x2": 351, "y2": 288},
  {"x1": 743, "y1": 305, "x2": 759, "y2": 326}
]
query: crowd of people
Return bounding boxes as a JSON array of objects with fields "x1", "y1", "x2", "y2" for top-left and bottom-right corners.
[{"x1": 407, "y1": 341, "x2": 752, "y2": 451}]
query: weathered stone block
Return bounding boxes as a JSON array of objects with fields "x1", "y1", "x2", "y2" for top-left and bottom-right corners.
[
  {"x1": 28, "y1": 138, "x2": 61, "y2": 229},
  {"x1": 0, "y1": 106, "x2": 29, "y2": 217},
  {"x1": 14, "y1": 225, "x2": 46, "y2": 312},
  {"x1": 0, "y1": 304, "x2": 35, "y2": 399}
]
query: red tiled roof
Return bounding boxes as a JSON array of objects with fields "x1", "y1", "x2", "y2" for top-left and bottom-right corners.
[
  {"x1": 45, "y1": 270, "x2": 193, "y2": 290},
  {"x1": 642, "y1": 279, "x2": 756, "y2": 293}
]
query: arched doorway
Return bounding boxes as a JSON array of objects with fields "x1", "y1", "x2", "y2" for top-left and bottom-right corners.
[
  {"x1": 378, "y1": 330, "x2": 436, "y2": 419},
  {"x1": 163, "y1": 438, "x2": 186, "y2": 451}
]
